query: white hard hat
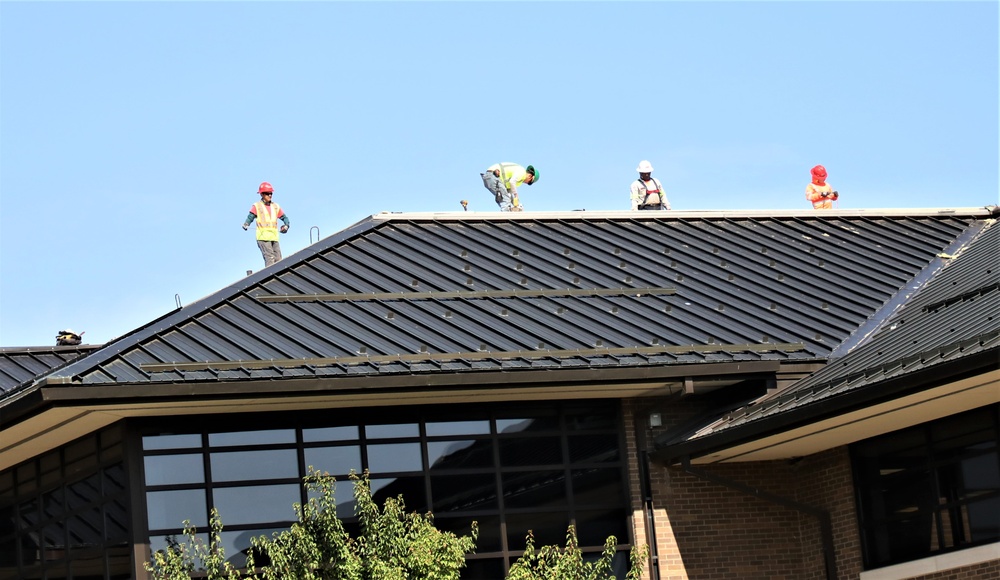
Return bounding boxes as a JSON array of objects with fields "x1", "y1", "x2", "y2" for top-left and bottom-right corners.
[{"x1": 636, "y1": 160, "x2": 654, "y2": 173}]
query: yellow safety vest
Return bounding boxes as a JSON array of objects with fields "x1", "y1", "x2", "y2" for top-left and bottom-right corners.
[{"x1": 253, "y1": 201, "x2": 282, "y2": 241}]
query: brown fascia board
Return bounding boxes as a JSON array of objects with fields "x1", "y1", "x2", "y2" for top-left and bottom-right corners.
[
  {"x1": 0, "y1": 359, "x2": 789, "y2": 431},
  {"x1": 650, "y1": 348, "x2": 999, "y2": 464}
]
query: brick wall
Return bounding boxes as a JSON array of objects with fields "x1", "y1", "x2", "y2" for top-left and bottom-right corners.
[{"x1": 623, "y1": 399, "x2": 865, "y2": 580}]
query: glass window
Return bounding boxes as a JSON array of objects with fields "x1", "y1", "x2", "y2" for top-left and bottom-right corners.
[
  {"x1": 436, "y1": 516, "x2": 500, "y2": 553},
  {"x1": 370, "y1": 476, "x2": 427, "y2": 514},
  {"x1": 367, "y1": 443, "x2": 422, "y2": 473},
  {"x1": 568, "y1": 435, "x2": 620, "y2": 463},
  {"x1": 143, "y1": 433, "x2": 202, "y2": 450},
  {"x1": 210, "y1": 449, "x2": 298, "y2": 482},
  {"x1": 144, "y1": 454, "x2": 205, "y2": 486},
  {"x1": 426, "y1": 420, "x2": 490, "y2": 436},
  {"x1": 212, "y1": 484, "x2": 301, "y2": 526},
  {"x1": 303, "y1": 426, "x2": 359, "y2": 442},
  {"x1": 851, "y1": 404, "x2": 1000, "y2": 569},
  {"x1": 428, "y1": 440, "x2": 494, "y2": 470},
  {"x1": 147, "y1": 489, "x2": 207, "y2": 530},
  {"x1": 304, "y1": 446, "x2": 362, "y2": 476},
  {"x1": 431, "y1": 474, "x2": 498, "y2": 512},
  {"x1": 502, "y1": 471, "x2": 567, "y2": 509},
  {"x1": 505, "y1": 511, "x2": 569, "y2": 550},
  {"x1": 499, "y1": 437, "x2": 563, "y2": 466},
  {"x1": 575, "y1": 508, "x2": 628, "y2": 546},
  {"x1": 365, "y1": 424, "x2": 419, "y2": 439},
  {"x1": 209, "y1": 429, "x2": 295, "y2": 447},
  {"x1": 572, "y1": 468, "x2": 626, "y2": 506},
  {"x1": 135, "y1": 400, "x2": 629, "y2": 579}
]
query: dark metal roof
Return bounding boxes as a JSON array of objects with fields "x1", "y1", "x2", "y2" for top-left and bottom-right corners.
[
  {"x1": 3, "y1": 209, "x2": 989, "y2": 399},
  {"x1": 660, "y1": 216, "x2": 999, "y2": 448},
  {"x1": 0, "y1": 345, "x2": 102, "y2": 394}
]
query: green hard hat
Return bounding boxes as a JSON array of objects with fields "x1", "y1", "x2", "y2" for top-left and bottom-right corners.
[{"x1": 526, "y1": 165, "x2": 538, "y2": 184}]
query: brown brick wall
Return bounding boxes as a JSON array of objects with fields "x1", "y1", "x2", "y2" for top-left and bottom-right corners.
[{"x1": 621, "y1": 399, "x2": 865, "y2": 580}]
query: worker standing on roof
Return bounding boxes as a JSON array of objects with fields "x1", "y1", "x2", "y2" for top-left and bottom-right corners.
[
  {"x1": 481, "y1": 163, "x2": 538, "y2": 211},
  {"x1": 242, "y1": 181, "x2": 290, "y2": 267},
  {"x1": 806, "y1": 165, "x2": 839, "y2": 209},
  {"x1": 630, "y1": 160, "x2": 670, "y2": 210}
]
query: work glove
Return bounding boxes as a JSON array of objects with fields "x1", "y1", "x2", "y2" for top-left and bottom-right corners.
[
  {"x1": 242, "y1": 223, "x2": 248, "y2": 230},
  {"x1": 280, "y1": 225, "x2": 288, "y2": 233}
]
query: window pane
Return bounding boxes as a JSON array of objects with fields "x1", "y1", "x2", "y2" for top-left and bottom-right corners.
[
  {"x1": 968, "y1": 495, "x2": 1000, "y2": 541},
  {"x1": 370, "y1": 476, "x2": 426, "y2": 513},
  {"x1": 426, "y1": 420, "x2": 490, "y2": 436},
  {"x1": 428, "y1": 440, "x2": 493, "y2": 469},
  {"x1": 365, "y1": 424, "x2": 419, "y2": 439},
  {"x1": 565, "y1": 410, "x2": 617, "y2": 431},
  {"x1": 431, "y1": 474, "x2": 498, "y2": 512},
  {"x1": 572, "y1": 468, "x2": 625, "y2": 507},
  {"x1": 505, "y1": 512, "x2": 568, "y2": 551},
  {"x1": 146, "y1": 489, "x2": 206, "y2": 530},
  {"x1": 496, "y1": 415, "x2": 559, "y2": 434},
  {"x1": 212, "y1": 484, "x2": 300, "y2": 526},
  {"x1": 367, "y1": 443, "x2": 422, "y2": 473},
  {"x1": 209, "y1": 429, "x2": 295, "y2": 446},
  {"x1": 502, "y1": 471, "x2": 567, "y2": 509},
  {"x1": 462, "y1": 557, "x2": 506, "y2": 578},
  {"x1": 499, "y1": 437, "x2": 562, "y2": 466},
  {"x1": 304, "y1": 446, "x2": 362, "y2": 476},
  {"x1": 441, "y1": 516, "x2": 501, "y2": 554},
  {"x1": 575, "y1": 508, "x2": 628, "y2": 546},
  {"x1": 143, "y1": 433, "x2": 201, "y2": 450},
  {"x1": 144, "y1": 454, "x2": 205, "y2": 486},
  {"x1": 302, "y1": 426, "x2": 358, "y2": 442},
  {"x1": 568, "y1": 435, "x2": 620, "y2": 463},
  {"x1": 211, "y1": 449, "x2": 298, "y2": 482}
]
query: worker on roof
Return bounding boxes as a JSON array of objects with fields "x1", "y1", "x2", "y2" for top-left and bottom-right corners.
[
  {"x1": 481, "y1": 163, "x2": 538, "y2": 211},
  {"x1": 630, "y1": 160, "x2": 670, "y2": 210},
  {"x1": 806, "y1": 165, "x2": 839, "y2": 209},
  {"x1": 242, "y1": 181, "x2": 290, "y2": 267}
]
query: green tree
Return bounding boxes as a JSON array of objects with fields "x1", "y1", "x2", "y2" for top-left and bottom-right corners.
[
  {"x1": 144, "y1": 509, "x2": 242, "y2": 580},
  {"x1": 506, "y1": 526, "x2": 649, "y2": 580}
]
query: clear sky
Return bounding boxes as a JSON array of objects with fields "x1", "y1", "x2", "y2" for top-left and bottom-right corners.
[{"x1": 1, "y1": 1, "x2": 997, "y2": 348}]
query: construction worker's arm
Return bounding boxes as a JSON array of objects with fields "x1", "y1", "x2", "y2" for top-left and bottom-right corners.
[
  {"x1": 242, "y1": 212, "x2": 256, "y2": 230},
  {"x1": 280, "y1": 214, "x2": 290, "y2": 233},
  {"x1": 656, "y1": 179, "x2": 671, "y2": 210}
]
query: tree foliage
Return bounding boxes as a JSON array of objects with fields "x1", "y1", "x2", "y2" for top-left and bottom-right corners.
[{"x1": 506, "y1": 526, "x2": 648, "y2": 580}]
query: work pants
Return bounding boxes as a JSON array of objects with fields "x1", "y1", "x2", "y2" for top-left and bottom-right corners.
[
  {"x1": 481, "y1": 171, "x2": 514, "y2": 211},
  {"x1": 257, "y1": 240, "x2": 282, "y2": 267}
]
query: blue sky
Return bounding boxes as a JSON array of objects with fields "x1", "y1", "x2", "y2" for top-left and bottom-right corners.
[{"x1": 1, "y1": 1, "x2": 997, "y2": 348}]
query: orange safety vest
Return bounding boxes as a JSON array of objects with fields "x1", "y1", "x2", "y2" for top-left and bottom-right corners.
[
  {"x1": 253, "y1": 201, "x2": 282, "y2": 241},
  {"x1": 806, "y1": 185, "x2": 837, "y2": 210}
]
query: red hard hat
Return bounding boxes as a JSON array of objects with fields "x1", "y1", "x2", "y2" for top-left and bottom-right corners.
[{"x1": 258, "y1": 182, "x2": 274, "y2": 194}]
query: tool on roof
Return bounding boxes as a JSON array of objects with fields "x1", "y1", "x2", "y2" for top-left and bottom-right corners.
[{"x1": 56, "y1": 329, "x2": 84, "y2": 346}]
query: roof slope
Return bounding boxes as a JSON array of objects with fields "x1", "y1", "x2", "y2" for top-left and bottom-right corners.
[
  {"x1": 660, "y1": 216, "x2": 999, "y2": 450},
  {"x1": 0, "y1": 345, "x2": 102, "y2": 393},
  {"x1": 3, "y1": 209, "x2": 987, "y2": 398}
]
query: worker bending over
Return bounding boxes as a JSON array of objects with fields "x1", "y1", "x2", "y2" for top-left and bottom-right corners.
[{"x1": 481, "y1": 163, "x2": 538, "y2": 211}]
